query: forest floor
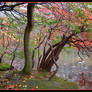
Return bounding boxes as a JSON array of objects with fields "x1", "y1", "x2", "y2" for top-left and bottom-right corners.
[
  {"x1": 1, "y1": 59, "x2": 92, "y2": 90},
  {"x1": 0, "y1": 68, "x2": 79, "y2": 90}
]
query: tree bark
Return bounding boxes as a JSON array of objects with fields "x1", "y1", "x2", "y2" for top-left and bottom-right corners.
[
  {"x1": 39, "y1": 36, "x2": 73, "y2": 72},
  {"x1": 22, "y1": 3, "x2": 34, "y2": 74}
]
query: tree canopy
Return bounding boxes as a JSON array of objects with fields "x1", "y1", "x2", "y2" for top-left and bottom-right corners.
[{"x1": 0, "y1": 2, "x2": 92, "y2": 74}]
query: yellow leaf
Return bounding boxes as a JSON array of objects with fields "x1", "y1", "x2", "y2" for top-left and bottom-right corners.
[
  {"x1": 23, "y1": 85, "x2": 27, "y2": 88},
  {"x1": 18, "y1": 84, "x2": 22, "y2": 87},
  {"x1": 24, "y1": 85, "x2": 27, "y2": 88},
  {"x1": 35, "y1": 85, "x2": 38, "y2": 89},
  {"x1": 6, "y1": 85, "x2": 15, "y2": 89},
  {"x1": 46, "y1": 29, "x2": 48, "y2": 32},
  {"x1": 14, "y1": 74, "x2": 16, "y2": 77},
  {"x1": 23, "y1": 80, "x2": 26, "y2": 83},
  {"x1": 24, "y1": 78, "x2": 27, "y2": 80}
]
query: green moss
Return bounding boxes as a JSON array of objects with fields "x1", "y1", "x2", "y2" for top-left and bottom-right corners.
[
  {"x1": 32, "y1": 71, "x2": 51, "y2": 78},
  {"x1": 0, "y1": 71, "x2": 79, "y2": 89},
  {"x1": 29, "y1": 71, "x2": 79, "y2": 89},
  {"x1": 0, "y1": 63, "x2": 10, "y2": 70}
]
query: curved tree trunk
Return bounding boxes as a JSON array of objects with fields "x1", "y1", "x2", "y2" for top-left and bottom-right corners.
[
  {"x1": 40, "y1": 42, "x2": 64, "y2": 72},
  {"x1": 22, "y1": 3, "x2": 34, "y2": 74},
  {"x1": 39, "y1": 36, "x2": 73, "y2": 72}
]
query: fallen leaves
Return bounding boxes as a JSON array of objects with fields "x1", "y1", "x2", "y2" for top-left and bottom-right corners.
[
  {"x1": 39, "y1": 76, "x2": 45, "y2": 79},
  {"x1": 5, "y1": 84, "x2": 20, "y2": 90},
  {"x1": 22, "y1": 80, "x2": 26, "y2": 83},
  {"x1": 5, "y1": 85, "x2": 16, "y2": 89},
  {"x1": 13, "y1": 74, "x2": 16, "y2": 77},
  {"x1": 0, "y1": 78, "x2": 8, "y2": 83},
  {"x1": 23, "y1": 85, "x2": 27, "y2": 88},
  {"x1": 26, "y1": 75, "x2": 35, "y2": 79},
  {"x1": 24, "y1": 77, "x2": 27, "y2": 80},
  {"x1": 18, "y1": 84, "x2": 22, "y2": 87},
  {"x1": 35, "y1": 85, "x2": 38, "y2": 89},
  {"x1": 0, "y1": 71, "x2": 52, "y2": 90}
]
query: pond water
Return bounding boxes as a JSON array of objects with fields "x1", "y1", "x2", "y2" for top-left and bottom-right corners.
[{"x1": 51, "y1": 48, "x2": 92, "y2": 89}]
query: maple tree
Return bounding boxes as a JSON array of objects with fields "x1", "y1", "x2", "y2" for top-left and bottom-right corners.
[
  {"x1": 0, "y1": 2, "x2": 92, "y2": 78},
  {"x1": 31, "y1": 3, "x2": 92, "y2": 79}
]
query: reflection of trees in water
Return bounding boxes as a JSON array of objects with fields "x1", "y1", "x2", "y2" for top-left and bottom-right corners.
[{"x1": 51, "y1": 48, "x2": 92, "y2": 82}]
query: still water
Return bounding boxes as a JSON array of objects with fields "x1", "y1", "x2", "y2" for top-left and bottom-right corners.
[{"x1": 51, "y1": 48, "x2": 92, "y2": 88}]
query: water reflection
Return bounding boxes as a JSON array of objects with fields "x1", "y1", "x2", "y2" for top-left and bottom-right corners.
[
  {"x1": 51, "y1": 48, "x2": 92, "y2": 88},
  {"x1": 51, "y1": 59, "x2": 92, "y2": 86}
]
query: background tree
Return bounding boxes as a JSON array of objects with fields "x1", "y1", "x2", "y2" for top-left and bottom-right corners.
[
  {"x1": 0, "y1": 2, "x2": 26, "y2": 70},
  {"x1": 31, "y1": 3, "x2": 92, "y2": 74},
  {"x1": 22, "y1": 3, "x2": 35, "y2": 74}
]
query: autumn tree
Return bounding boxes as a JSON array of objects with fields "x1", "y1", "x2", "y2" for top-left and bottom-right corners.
[
  {"x1": 1, "y1": 2, "x2": 92, "y2": 78},
  {"x1": 0, "y1": 3, "x2": 36, "y2": 73},
  {"x1": 31, "y1": 3, "x2": 92, "y2": 76},
  {"x1": 0, "y1": 2, "x2": 26, "y2": 69}
]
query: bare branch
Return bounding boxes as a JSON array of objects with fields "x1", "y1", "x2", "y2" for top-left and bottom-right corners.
[
  {"x1": 32, "y1": 36, "x2": 46, "y2": 68},
  {"x1": 47, "y1": 40, "x2": 59, "y2": 80},
  {"x1": 10, "y1": 40, "x2": 20, "y2": 69},
  {"x1": 0, "y1": 3, "x2": 25, "y2": 11}
]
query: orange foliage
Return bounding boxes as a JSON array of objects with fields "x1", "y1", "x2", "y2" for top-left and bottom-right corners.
[{"x1": 38, "y1": 3, "x2": 92, "y2": 48}]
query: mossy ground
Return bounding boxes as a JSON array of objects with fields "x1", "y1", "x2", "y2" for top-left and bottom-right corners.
[
  {"x1": 0, "y1": 63, "x2": 10, "y2": 70},
  {"x1": 0, "y1": 70, "x2": 79, "y2": 90}
]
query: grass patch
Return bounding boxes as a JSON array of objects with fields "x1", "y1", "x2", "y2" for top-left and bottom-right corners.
[
  {"x1": 0, "y1": 63, "x2": 10, "y2": 70},
  {"x1": 30, "y1": 71, "x2": 79, "y2": 89}
]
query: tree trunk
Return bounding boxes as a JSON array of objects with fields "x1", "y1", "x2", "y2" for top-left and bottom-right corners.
[
  {"x1": 40, "y1": 42, "x2": 64, "y2": 72},
  {"x1": 22, "y1": 3, "x2": 34, "y2": 74},
  {"x1": 39, "y1": 36, "x2": 72, "y2": 72},
  {"x1": 0, "y1": 57, "x2": 2, "y2": 63}
]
